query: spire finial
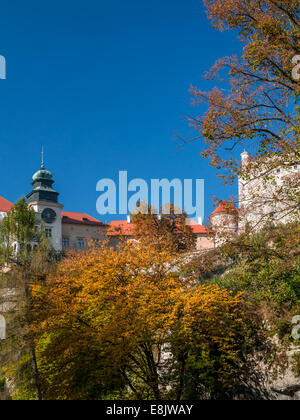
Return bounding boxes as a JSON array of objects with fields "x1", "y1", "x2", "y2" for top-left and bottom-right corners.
[{"x1": 41, "y1": 146, "x2": 45, "y2": 169}]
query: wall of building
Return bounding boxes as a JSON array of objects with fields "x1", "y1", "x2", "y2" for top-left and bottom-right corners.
[
  {"x1": 29, "y1": 201, "x2": 63, "y2": 252},
  {"x1": 210, "y1": 213, "x2": 238, "y2": 246},
  {"x1": 108, "y1": 233, "x2": 215, "y2": 252},
  {"x1": 239, "y1": 163, "x2": 299, "y2": 230},
  {"x1": 62, "y1": 223, "x2": 107, "y2": 250},
  {"x1": 195, "y1": 234, "x2": 214, "y2": 251}
]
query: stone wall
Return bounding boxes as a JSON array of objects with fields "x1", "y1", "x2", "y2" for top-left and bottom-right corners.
[{"x1": 195, "y1": 234, "x2": 214, "y2": 251}]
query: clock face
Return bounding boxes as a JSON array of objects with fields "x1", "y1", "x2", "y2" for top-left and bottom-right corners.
[{"x1": 41, "y1": 208, "x2": 57, "y2": 224}]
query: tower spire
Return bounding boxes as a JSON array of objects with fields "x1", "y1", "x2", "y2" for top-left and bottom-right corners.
[{"x1": 41, "y1": 146, "x2": 45, "y2": 169}]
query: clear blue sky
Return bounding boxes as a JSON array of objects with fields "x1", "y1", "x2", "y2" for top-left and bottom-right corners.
[{"x1": 0, "y1": 0, "x2": 242, "y2": 223}]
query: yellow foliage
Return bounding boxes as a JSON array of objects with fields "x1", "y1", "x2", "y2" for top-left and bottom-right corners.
[{"x1": 32, "y1": 241, "x2": 244, "y2": 399}]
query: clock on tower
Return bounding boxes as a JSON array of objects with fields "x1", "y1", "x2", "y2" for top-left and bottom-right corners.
[{"x1": 41, "y1": 208, "x2": 57, "y2": 224}]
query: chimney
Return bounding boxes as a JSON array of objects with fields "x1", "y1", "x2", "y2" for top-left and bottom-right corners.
[
  {"x1": 127, "y1": 215, "x2": 131, "y2": 224},
  {"x1": 198, "y1": 217, "x2": 203, "y2": 225}
]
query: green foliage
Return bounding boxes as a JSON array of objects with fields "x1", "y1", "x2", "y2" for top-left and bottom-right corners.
[
  {"x1": 0, "y1": 198, "x2": 61, "y2": 400},
  {"x1": 9, "y1": 351, "x2": 37, "y2": 400},
  {"x1": 0, "y1": 369, "x2": 5, "y2": 393},
  {"x1": 0, "y1": 197, "x2": 36, "y2": 265},
  {"x1": 211, "y1": 224, "x2": 300, "y2": 340}
]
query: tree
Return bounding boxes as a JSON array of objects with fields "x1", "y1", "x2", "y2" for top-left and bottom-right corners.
[
  {"x1": 0, "y1": 198, "x2": 59, "y2": 400},
  {"x1": 131, "y1": 202, "x2": 196, "y2": 253},
  {"x1": 210, "y1": 222, "x2": 300, "y2": 386},
  {"x1": 0, "y1": 197, "x2": 36, "y2": 266},
  {"x1": 32, "y1": 240, "x2": 245, "y2": 400},
  {"x1": 185, "y1": 0, "x2": 299, "y2": 222}
]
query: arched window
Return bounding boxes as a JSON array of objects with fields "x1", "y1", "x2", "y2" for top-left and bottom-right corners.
[{"x1": 0, "y1": 315, "x2": 6, "y2": 340}]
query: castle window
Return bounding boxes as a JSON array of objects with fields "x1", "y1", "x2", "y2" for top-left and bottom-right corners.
[
  {"x1": 276, "y1": 169, "x2": 281, "y2": 173},
  {"x1": 62, "y1": 237, "x2": 69, "y2": 248},
  {"x1": 77, "y1": 238, "x2": 85, "y2": 249},
  {"x1": 294, "y1": 165, "x2": 298, "y2": 169},
  {"x1": 45, "y1": 228, "x2": 52, "y2": 238}
]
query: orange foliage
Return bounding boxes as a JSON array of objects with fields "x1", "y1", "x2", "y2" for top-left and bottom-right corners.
[{"x1": 32, "y1": 241, "x2": 244, "y2": 399}]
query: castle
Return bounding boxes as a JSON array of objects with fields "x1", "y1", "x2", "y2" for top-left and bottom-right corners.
[
  {"x1": 0, "y1": 162, "x2": 107, "y2": 252},
  {"x1": 108, "y1": 152, "x2": 299, "y2": 249},
  {"x1": 0, "y1": 152, "x2": 298, "y2": 253},
  {"x1": 239, "y1": 151, "x2": 300, "y2": 230}
]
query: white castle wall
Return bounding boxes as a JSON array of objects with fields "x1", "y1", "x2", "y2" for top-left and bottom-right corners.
[
  {"x1": 29, "y1": 202, "x2": 63, "y2": 252},
  {"x1": 238, "y1": 152, "x2": 299, "y2": 230},
  {"x1": 210, "y1": 212, "x2": 238, "y2": 246}
]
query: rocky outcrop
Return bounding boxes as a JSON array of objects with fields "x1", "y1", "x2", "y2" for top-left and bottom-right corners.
[{"x1": 0, "y1": 273, "x2": 26, "y2": 400}]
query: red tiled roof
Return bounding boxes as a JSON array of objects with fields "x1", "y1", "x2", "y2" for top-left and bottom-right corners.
[
  {"x1": 108, "y1": 220, "x2": 209, "y2": 236},
  {"x1": 0, "y1": 196, "x2": 13, "y2": 213},
  {"x1": 190, "y1": 224, "x2": 209, "y2": 234},
  {"x1": 108, "y1": 220, "x2": 135, "y2": 236},
  {"x1": 61, "y1": 212, "x2": 107, "y2": 227},
  {"x1": 210, "y1": 201, "x2": 237, "y2": 217}
]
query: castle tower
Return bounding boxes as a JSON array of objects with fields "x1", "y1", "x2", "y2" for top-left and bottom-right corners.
[
  {"x1": 26, "y1": 154, "x2": 63, "y2": 251},
  {"x1": 238, "y1": 148, "x2": 300, "y2": 230},
  {"x1": 210, "y1": 201, "x2": 238, "y2": 247},
  {"x1": 241, "y1": 150, "x2": 250, "y2": 166}
]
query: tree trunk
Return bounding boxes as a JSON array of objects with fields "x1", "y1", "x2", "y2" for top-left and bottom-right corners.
[
  {"x1": 30, "y1": 341, "x2": 42, "y2": 400},
  {"x1": 25, "y1": 272, "x2": 42, "y2": 400}
]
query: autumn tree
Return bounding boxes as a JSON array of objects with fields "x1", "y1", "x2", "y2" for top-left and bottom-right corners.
[
  {"x1": 185, "y1": 0, "x2": 299, "y2": 223},
  {"x1": 0, "y1": 198, "x2": 60, "y2": 400},
  {"x1": 32, "y1": 240, "x2": 248, "y2": 400},
  {"x1": 131, "y1": 202, "x2": 196, "y2": 253},
  {"x1": 184, "y1": 4, "x2": 300, "y2": 368}
]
